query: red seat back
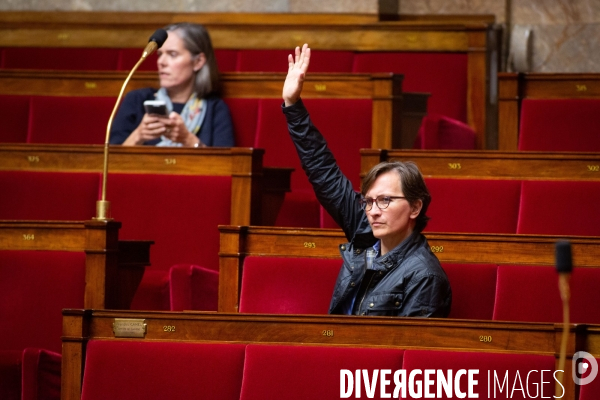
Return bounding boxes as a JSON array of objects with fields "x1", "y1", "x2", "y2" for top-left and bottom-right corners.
[
  {"x1": 0, "y1": 95, "x2": 30, "y2": 143},
  {"x1": 223, "y1": 98, "x2": 259, "y2": 148},
  {"x1": 239, "y1": 256, "x2": 341, "y2": 314},
  {"x1": 0, "y1": 171, "x2": 100, "y2": 220},
  {"x1": 413, "y1": 114, "x2": 476, "y2": 149},
  {"x1": 493, "y1": 265, "x2": 600, "y2": 324},
  {"x1": 2, "y1": 47, "x2": 120, "y2": 70},
  {"x1": 240, "y1": 344, "x2": 404, "y2": 400},
  {"x1": 117, "y1": 48, "x2": 158, "y2": 71},
  {"x1": 81, "y1": 341, "x2": 246, "y2": 400},
  {"x1": 28, "y1": 96, "x2": 114, "y2": 144},
  {"x1": 169, "y1": 263, "x2": 219, "y2": 311},
  {"x1": 517, "y1": 180, "x2": 600, "y2": 236},
  {"x1": 353, "y1": 52, "x2": 468, "y2": 122},
  {"x1": 214, "y1": 49, "x2": 239, "y2": 72},
  {"x1": 424, "y1": 178, "x2": 521, "y2": 234},
  {"x1": 518, "y1": 99, "x2": 600, "y2": 152},
  {"x1": 237, "y1": 49, "x2": 354, "y2": 72},
  {"x1": 442, "y1": 263, "x2": 497, "y2": 320},
  {"x1": 579, "y1": 357, "x2": 600, "y2": 400}
]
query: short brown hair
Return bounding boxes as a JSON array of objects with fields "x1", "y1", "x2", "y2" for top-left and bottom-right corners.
[{"x1": 361, "y1": 161, "x2": 431, "y2": 232}]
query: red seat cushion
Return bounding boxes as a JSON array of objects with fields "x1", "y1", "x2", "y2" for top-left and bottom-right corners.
[
  {"x1": 493, "y1": 265, "x2": 600, "y2": 324},
  {"x1": 518, "y1": 99, "x2": 600, "y2": 152},
  {"x1": 240, "y1": 344, "x2": 404, "y2": 400},
  {"x1": 0, "y1": 95, "x2": 30, "y2": 143},
  {"x1": 237, "y1": 49, "x2": 354, "y2": 72},
  {"x1": 81, "y1": 341, "x2": 246, "y2": 400},
  {"x1": 424, "y1": 178, "x2": 521, "y2": 234},
  {"x1": 0, "y1": 251, "x2": 86, "y2": 353},
  {"x1": 2, "y1": 47, "x2": 120, "y2": 70},
  {"x1": 169, "y1": 263, "x2": 219, "y2": 311},
  {"x1": 413, "y1": 114, "x2": 476, "y2": 149},
  {"x1": 28, "y1": 96, "x2": 115, "y2": 144},
  {"x1": 517, "y1": 180, "x2": 600, "y2": 236},
  {"x1": 239, "y1": 256, "x2": 341, "y2": 314},
  {"x1": 402, "y1": 349, "x2": 555, "y2": 399},
  {"x1": 0, "y1": 171, "x2": 100, "y2": 220},
  {"x1": 353, "y1": 52, "x2": 468, "y2": 122},
  {"x1": 442, "y1": 263, "x2": 497, "y2": 320}
]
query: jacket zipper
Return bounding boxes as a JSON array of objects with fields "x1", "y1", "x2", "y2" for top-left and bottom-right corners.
[{"x1": 356, "y1": 271, "x2": 377, "y2": 315}]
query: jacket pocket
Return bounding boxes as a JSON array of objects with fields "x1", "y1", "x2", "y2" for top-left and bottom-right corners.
[{"x1": 363, "y1": 293, "x2": 404, "y2": 316}]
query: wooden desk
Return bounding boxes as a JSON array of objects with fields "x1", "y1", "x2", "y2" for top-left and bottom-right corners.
[
  {"x1": 218, "y1": 225, "x2": 600, "y2": 313},
  {"x1": 498, "y1": 72, "x2": 600, "y2": 151},
  {"x1": 61, "y1": 308, "x2": 595, "y2": 400},
  {"x1": 360, "y1": 149, "x2": 600, "y2": 181},
  {"x1": 0, "y1": 220, "x2": 151, "y2": 309}
]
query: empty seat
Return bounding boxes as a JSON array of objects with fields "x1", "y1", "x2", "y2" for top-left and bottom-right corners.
[
  {"x1": 424, "y1": 178, "x2": 522, "y2": 234},
  {"x1": 0, "y1": 250, "x2": 86, "y2": 353},
  {"x1": 493, "y1": 265, "x2": 600, "y2": 324},
  {"x1": 237, "y1": 49, "x2": 354, "y2": 72},
  {"x1": 518, "y1": 99, "x2": 600, "y2": 152},
  {"x1": 169, "y1": 263, "x2": 219, "y2": 312},
  {"x1": 240, "y1": 344, "x2": 404, "y2": 400},
  {"x1": 239, "y1": 256, "x2": 341, "y2": 314},
  {"x1": 517, "y1": 180, "x2": 600, "y2": 236},
  {"x1": 0, "y1": 95, "x2": 30, "y2": 143},
  {"x1": 2, "y1": 47, "x2": 120, "y2": 70},
  {"x1": 413, "y1": 114, "x2": 476, "y2": 149},
  {"x1": 402, "y1": 349, "x2": 555, "y2": 399},
  {"x1": 81, "y1": 341, "x2": 246, "y2": 400},
  {"x1": 109, "y1": 173, "x2": 231, "y2": 310},
  {"x1": 442, "y1": 263, "x2": 497, "y2": 320},
  {"x1": 28, "y1": 96, "x2": 115, "y2": 144},
  {"x1": 255, "y1": 98, "x2": 371, "y2": 228},
  {"x1": 0, "y1": 171, "x2": 100, "y2": 220},
  {"x1": 353, "y1": 52, "x2": 468, "y2": 122}
]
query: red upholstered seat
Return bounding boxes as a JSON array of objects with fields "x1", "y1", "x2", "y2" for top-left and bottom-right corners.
[
  {"x1": 109, "y1": 173, "x2": 231, "y2": 310},
  {"x1": 255, "y1": 98, "x2": 371, "y2": 227},
  {"x1": 353, "y1": 52, "x2": 468, "y2": 122},
  {"x1": 21, "y1": 348, "x2": 61, "y2": 400},
  {"x1": 215, "y1": 49, "x2": 239, "y2": 72},
  {"x1": 579, "y1": 357, "x2": 600, "y2": 400},
  {"x1": 518, "y1": 99, "x2": 600, "y2": 152},
  {"x1": 81, "y1": 341, "x2": 246, "y2": 400},
  {"x1": 223, "y1": 98, "x2": 259, "y2": 147},
  {"x1": 413, "y1": 114, "x2": 476, "y2": 149},
  {"x1": 0, "y1": 95, "x2": 30, "y2": 143},
  {"x1": 2, "y1": 47, "x2": 120, "y2": 70},
  {"x1": 442, "y1": 263, "x2": 497, "y2": 320},
  {"x1": 517, "y1": 180, "x2": 600, "y2": 236},
  {"x1": 240, "y1": 344, "x2": 404, "y2": 400},
  {"x1": 402, "y1": 349, "x2": 555, "y2": 399},
  {"x1": 169, "y1": 263, "x2": 219, "y2": 311},
  {"x1": 237, "y1": 49, "x2": 354, "y2": 72},
  {"x1": 0, "y1": 251, "x2": 86, "y2": 353},
  {"x1": 0, "y1": 171, "x2": 100, "y2": 220},
  {"x1": 239, "y1": 256, "x2": 341, "y2": 314},
  {"x1": 28, "y1": 96, "x2": 115, "y2": 144},
  {"x1": 117, "y1": 48, "x2": 158, "y2": 71},
  {"x1": 424, "y1": 178, "x2": 521, "y2": 234},
  {"x1": 493, "y1": 265, "x2": 600, "y2": 324}
]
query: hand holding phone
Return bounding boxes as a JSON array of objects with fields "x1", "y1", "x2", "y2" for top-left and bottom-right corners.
[{"x1": 143, "y1": 100, "x2": 168, "y2": 116}]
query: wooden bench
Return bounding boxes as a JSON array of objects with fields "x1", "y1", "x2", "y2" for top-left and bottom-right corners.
[
  {"x1": 61, "y1": 308, "x2": 597, "y2": 400},
  {"x1": 0, "y1": 11, "x2": 498, "y2": 148},
  {"x1": 498, "y1": 72, "x2": 600, "y2": 151},
  {"x1": 360, "y1": 148, "x2": 600, "y2": 181}
]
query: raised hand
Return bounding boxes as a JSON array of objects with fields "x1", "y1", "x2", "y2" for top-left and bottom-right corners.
[{"x1": 282, "y1": 43, "x2": 311, "y2": 107}]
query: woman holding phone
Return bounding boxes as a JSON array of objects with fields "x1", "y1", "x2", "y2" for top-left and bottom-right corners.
[{"x1": 110, "y1": 22, "x2": 234, "y2": 148}]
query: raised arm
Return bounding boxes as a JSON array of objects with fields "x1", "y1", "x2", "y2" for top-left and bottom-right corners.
[{"x1": 282, "y1": 44, "x2": 311, "y2": 107}]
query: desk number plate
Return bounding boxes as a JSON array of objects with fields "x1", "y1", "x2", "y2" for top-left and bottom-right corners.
[{"x1": 113, "y1": 318, "x2": 147, "y2": 338}]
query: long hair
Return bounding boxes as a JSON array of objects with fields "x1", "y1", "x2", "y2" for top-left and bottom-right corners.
[{"x1": 164, "y1": 22, "x2": 221, "y2": 97}]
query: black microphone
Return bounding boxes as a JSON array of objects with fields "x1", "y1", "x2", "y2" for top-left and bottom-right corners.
[
  {"x1": 555, "y1": 240, "x2": 572, "y2": 398},
  {"x1": 95, "y1": 28, "x2": 169, "y2": 220},
  {"x1": 143, "y1": 28, "x2": 169, "y2": 59}
]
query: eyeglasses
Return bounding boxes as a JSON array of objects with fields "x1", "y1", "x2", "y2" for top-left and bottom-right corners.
[{"x1": 359, "y1": 195, "x2": 406, "y2": 211}]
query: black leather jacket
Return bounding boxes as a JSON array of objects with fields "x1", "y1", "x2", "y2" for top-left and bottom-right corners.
[{"x1": 283, "y1": 99, "x2": 452, "y2": 317}]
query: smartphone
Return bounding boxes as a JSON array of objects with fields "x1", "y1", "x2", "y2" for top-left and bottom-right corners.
[{"x1": 143, "y1": 100, "x2": 168, "y2": 116}]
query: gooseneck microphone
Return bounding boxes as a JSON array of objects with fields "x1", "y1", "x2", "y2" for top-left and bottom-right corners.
[
  {"x1": 95, "y1": 29, "x2": 168, "y2": 220},
  {"x1": 555, "y1": 240, "x2": 572, "y2": 398}
]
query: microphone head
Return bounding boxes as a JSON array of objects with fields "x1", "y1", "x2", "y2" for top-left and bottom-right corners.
[
  {"x1": 149, "y1": 29, "x2": 168, "y2": 48},
  {"x1": 555, "y1": 240, "x2": 573, "y2": 273}
]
